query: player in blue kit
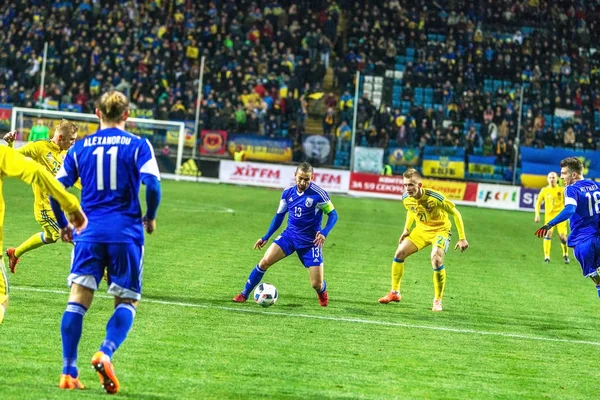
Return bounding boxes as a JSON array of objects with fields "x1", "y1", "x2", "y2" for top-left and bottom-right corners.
[
  {"x1": 232, "y1": 162, "x2": 339, "y2": 306},
  {"x1": 50, "y1": 91, "x2": 161, "y2": 393},
  {"x1": 536, "y1": 157, "x2": 600, "y2": 298}
]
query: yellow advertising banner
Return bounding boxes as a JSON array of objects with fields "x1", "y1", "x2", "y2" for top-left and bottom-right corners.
[
  {"x1": 166, "y1": 128, "x2": 196, "y2": 148},
  {"x1": 520, "y1": 174, "x2": 549, "y2": 189},
  {"x1": 422, "y1": 157, "x2": 465, "y2": 179},
  {"x1": 422, "y1": 179, "x2": 467, "y2": 200}
]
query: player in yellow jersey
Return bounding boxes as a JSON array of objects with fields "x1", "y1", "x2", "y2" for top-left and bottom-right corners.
[
  {"x1": 378, "y1": 168, "x2": 469, "y2": 311},
  {"x1": 3, "y1": 120, "x2": 79, "y2": 273},
  {"x1": 0, "y1": 145, "x2": 86, "y2": 325},
  {"x1": 534, "y1": 172, "x2": 569, "y2": 264}
]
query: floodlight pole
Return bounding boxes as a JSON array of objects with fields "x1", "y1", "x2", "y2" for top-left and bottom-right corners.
[
  {"x1": 191, "y1": 56, "x2": 206, "y2": 160},
  {"x1": 512, "y1": 86, "x2": 525, "y2": 185},
  {"x1": 39, "y1": 42, "x2": 48, "y2": 109},
  {"x1": 349, "y1": 70, "x2": 360, "y2": 171}
]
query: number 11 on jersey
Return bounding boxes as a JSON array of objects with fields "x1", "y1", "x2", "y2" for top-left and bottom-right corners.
[{"x1": 93, "y1": 146, "x2": 118, "y2": 190}]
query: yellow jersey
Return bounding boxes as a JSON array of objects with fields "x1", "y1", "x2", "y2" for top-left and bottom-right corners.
[
  {"x1": 12, "y1": 140, "x2": 71, "y2": 211},
  {"x1": 402, "y1": 188, "x2": 466, "y2": 239},
  {"x1": 535, "y1": 185, "x2": 564, "y2": 218},
  {"x1": 0, "y1": 145, "x2": 81, "y2": 253}
]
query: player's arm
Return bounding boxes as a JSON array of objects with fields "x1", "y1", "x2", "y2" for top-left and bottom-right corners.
[
  {"x1": 49, "y1": 148, "x2": 82, "y2": 235},
  {"x1": 137, "y1": 139, "x2": 162, "y2": 234},
  {"x1": 0, "y1": 146, "x2": 86, "y2": 232},
  {"x1": 441, "y1": 198, "x2": 469, "y2": 252},
  {"x1": 399, "y1": 210, "x2": 415, "y2": 243},
  {"x1": 534, "y1": 188, "x2": 545, "y2": 222},
  {"x1": 315, "y1": 198, "x2": 338, "y2": 247},
  {"x1": 535, "y1": 187, "x2": 576, "y2": 238},
  {"x1": 3, "y1": 131, "x2": 39, "y2": 158},
  {"x1": 257, "y1": 195, "x2": 288, "y2": 249}
]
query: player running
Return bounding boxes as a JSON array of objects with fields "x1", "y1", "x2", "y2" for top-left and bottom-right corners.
[
  {"x1": 378, "y1": 168, "x2": 469, "y2": 312},
  {"x1": 0, "y1": 145, "x2": 86, "y2": 324},
  {"x1": 534, "y1": 172, "x2": 569, "y2": 263},
  {"x1": 536, "y1": 157, "x2": 600, "y2": 298},
  {"x1": 232, "y1": 162, "x2": 339, "y2": 306},
  {"x1": 3, "y1": 120, "x2": 79, "y2": 273},
  {"x1": 51, "y1": 91, "x2": 161, "y2": 393}
]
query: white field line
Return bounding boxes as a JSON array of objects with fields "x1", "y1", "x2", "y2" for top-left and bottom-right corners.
[{"x1": 12, "y1": 286, "x2": 600, "y2": 347}]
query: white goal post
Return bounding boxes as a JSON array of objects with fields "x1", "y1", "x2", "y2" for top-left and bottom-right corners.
[{"x1": 10, "y1": 107, "x2": 187, "y2": 178}]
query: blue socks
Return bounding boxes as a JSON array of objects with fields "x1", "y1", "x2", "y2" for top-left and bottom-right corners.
[
  {"x1": 596, "y1": 285, "x2": 600, "y2": 298},
  {"x1": 317, "y1": 280, "x2": 327, "y2": 294},
  {"x1": 61, "y1": 302, "x2": 88, "y2": 377},
  {"x1": 100, "y1": 303, "x2": 137, "y2": 359},
  {"x1": 241, "y1": 265, "x2": 266, "y2": 298}
]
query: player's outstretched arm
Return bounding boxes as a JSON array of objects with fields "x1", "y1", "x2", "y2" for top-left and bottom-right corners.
[
  {"x1": 400, "y1": 212, "x2": 416, "y2": 243},
  {"x1": 142, "y1": 175, "x2": 162, "y2": 234},
  {"x1": 534, "y1": 189, "x2": 544, "y2": 223},
  {"x1": 2, "y1": 130, "x2": 16, "y2": 146},
  {"x1": 257, "y1": 212, "x2": 286, "y2": 249},
  {"x1": 535, "y1": 204, "x2": 576, "y2": 238}
]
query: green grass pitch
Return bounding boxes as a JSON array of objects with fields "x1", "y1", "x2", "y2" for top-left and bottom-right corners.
[{"x1": 1, "y1": 179, "x2": 599, "y2": 399}]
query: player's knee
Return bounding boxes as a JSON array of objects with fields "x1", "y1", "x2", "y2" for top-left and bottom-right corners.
[
  {"x1": 395, "y1": 249, "x2": 410, "y2": 261},
  {"x1": 258, "y1": 259, "x2": 273, "y2": 270},
  {"x1": 44, "y1": 235, "x2": 59, "y2": 244},
  {"x1": 115, "y1": 298, "x2": 139, "y2": 308},
  {"x1": 431, "y1": 254, "x2": 444, "y2": 268}
]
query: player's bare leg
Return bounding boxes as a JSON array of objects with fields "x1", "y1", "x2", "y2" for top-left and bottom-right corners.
[
  {"x1": 543, "y1": 229, "x2": 553, "y2": 263},
  {"x1": 431, "y1": 246, "x2": 446, "y2": 312},
  {"x1": 60, "y1": 283, "x2": 94, "y2": 390},
  {"x1": 308, "y1": 265, "x2": 328, "y2": 306},
  {"x1": 233, "y1": 243, "x2": 287, "y2": 302},
  {"x1": 559, "y1": 233, "x2": 570, "y2": 264},
  {"x1": 379, "y1": 239, "x2": 418, "y2": 304}
]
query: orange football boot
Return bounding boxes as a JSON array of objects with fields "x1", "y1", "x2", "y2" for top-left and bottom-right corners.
[
  {"x1": 378, "y1": 291, "x2": 402, "y2": 304},
  {"x1": 91, "y1": 351, "x2": 120, "y2": 394}
]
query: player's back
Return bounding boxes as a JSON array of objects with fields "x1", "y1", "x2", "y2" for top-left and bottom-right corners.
[
  {"x1": 70, "y1": 128, "x2": 156, "y2": 244},
  {"x1": 566, "y1": 179, "x2": 600, "y2": 247}
]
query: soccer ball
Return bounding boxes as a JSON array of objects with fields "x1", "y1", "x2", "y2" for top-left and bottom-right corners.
[{"x1": 254, "y1": 283, "x2": 278, "y2": 307}]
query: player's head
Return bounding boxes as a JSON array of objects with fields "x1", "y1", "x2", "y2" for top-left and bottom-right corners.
[
  {"x1": 403, "y1": 168, "x2": 423, "y2": 197},
  {"x1": 547, "y1": 171, "x2": 558, "y2": 187},
  {"x1": 96, "y1": 90, "x2": 129, "y2": 126},
  {"x1": 53, "y1": 119, "x2": 79, "y2": 150},
  {"x1": 560, "y1": 157, "x2": 583, "y2": 186},
  {"x1": 295, "y1": 162, "x2": 313, "y2": 192}
]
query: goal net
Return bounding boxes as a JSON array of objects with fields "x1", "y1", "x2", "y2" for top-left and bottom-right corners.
[{"x1": 10, "y1": 107, "x2": 187, "y2": 178}]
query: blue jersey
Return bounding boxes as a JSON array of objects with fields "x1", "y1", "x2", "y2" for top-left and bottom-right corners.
[
  {"x1": 564, "y1": 179, "x2": 600, "y2": 247},
  {"x1": 277, "y1": 182, "x2": 335, "y2": 247},
  {"x1": 56, "y1": 127, "x2": 160, "y2": 244}
]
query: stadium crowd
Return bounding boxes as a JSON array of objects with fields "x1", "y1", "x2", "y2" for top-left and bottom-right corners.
[{"x1": 1, "y1": 0, "x2": 600, "y2": 168}]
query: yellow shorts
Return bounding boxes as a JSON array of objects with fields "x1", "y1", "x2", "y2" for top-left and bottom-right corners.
[
  {"x1": 545, "y1": 217, "x2": 568, "y2": 237},
  {"x1": 0, "y1": 258, "x2": 8, "y2": 304},
  {"x1": 406, "y1": 227, "x2": 451, "y2": 252},
  {"x1": 35, "y1": 209, "x2": 61, "y2": 242}
]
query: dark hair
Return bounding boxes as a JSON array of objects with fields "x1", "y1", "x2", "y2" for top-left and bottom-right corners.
[
  {"x1": 97, "y1": 90, "x2": 129, "y2": 124},
  {"x1": 560, "y1": 157, "x2": 583, "y2": 174},
  {"x1": 296, "y1": 162, "x2": 313, "y2": 174},
  {"x1": 403, "y1": 168, "x2": 422, "y2": 180}
]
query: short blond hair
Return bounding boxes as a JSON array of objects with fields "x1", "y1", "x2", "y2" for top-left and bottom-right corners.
[
  {"x1": 403, "y1": 168, "x2": 422, "y2": 180},
  {"x1": 56, "y1": 119, "x2": 79, "y2": 137}
]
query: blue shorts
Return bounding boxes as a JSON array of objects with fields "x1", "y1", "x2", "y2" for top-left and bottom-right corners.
[
  {"x1": 273, "y1": 232, "x2": 323, "y2": 268},
  {"x1": 574, "y1": 235, "x2": 600, "y2": 278},
  {"x1": 69, "y1": 242, "x2": 144, "y2": 300}
]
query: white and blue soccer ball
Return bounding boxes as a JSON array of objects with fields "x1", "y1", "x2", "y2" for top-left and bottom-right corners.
[{"x1": 254, "y1": 283, "x2": 278, "y2": 307}]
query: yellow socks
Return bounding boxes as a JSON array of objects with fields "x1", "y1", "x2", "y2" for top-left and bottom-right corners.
[
  {"x1": 561, "y1": 242, "x2": 569, "y2": 257},
  {"x1": 0, "y1": 304, "x2": 4, "y2": 324},
  {"x1": 15, "y1": 233, "x2": 46, "y2": 258},
  {"x1": 391, "y1": 258, "x2": 405, "y2": 293},
  {"x1": 433, "y1": 266, "x2": 446, "y2": 300},
  {"x1": 543, "y1": 238, "x2": 551, "y2": 259}
]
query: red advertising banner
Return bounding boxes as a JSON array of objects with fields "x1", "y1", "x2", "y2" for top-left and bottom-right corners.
[
  {"x1": 200, "y1": 130, "x2": 227, "y2": 155},
  {"x1": 349, "y1": 173, "x2": 405, "y2": 199}
]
